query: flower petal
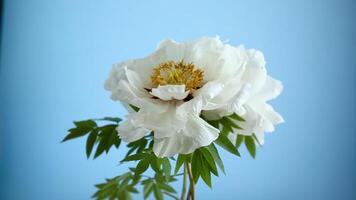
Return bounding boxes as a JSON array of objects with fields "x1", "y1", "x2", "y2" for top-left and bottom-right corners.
[
  {"x1": 150, "y1": 85, "x2": 189, "y2": 101},
  {"x1": 153, "y1": 114, "x2": 219, "y2": 157},
  {"x1": 255, "y1": 76, "x2": 283, "y2": 101},
  {"x1": 117, "y1": 116, "x2": 149, "y2": 142}
]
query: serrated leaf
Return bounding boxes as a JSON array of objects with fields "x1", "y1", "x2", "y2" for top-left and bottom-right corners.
[
  {"x1": 215, "y1": 134, "x2": 240, "y2": 157},
  {"x1": 86, "y1": 129, "x2": 98, "y2": 158},
  {"x1": 236, "y1": 134, "x2": 245, "y2": 148},
  {"x1": 245, "y1": 136, "x2": 256, "y2": 158},
  {"x1": 205, "y1": 144, "x2": 225, "y2": 174}
]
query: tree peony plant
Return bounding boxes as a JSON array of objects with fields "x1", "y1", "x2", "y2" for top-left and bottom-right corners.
[{"x1": 63, "y1": 36, "x2": 283, "y2": 200}]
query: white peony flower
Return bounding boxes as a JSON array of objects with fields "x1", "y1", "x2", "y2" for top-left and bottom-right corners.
[{"x1": 105, "y1": 36, "x2": 283, "y2": 157}]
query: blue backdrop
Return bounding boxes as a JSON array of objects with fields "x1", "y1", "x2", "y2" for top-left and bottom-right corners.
[{"x1": 1, "y1": 0, "x2": 355, "y2": 199}]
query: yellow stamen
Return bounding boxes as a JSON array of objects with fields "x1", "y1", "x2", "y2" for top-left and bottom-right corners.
[{"x1": 151, "y1": 60, "x2": 204, "y2": 92}]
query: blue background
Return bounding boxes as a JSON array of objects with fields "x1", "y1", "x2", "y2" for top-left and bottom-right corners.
[{"x1": 1, "y1": 0, "x2": 355, "y2": 199}]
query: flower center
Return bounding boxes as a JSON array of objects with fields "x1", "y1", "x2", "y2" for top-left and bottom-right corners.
[{"x1": 150, "y1": 60, "x2": 204, "y2": 92}]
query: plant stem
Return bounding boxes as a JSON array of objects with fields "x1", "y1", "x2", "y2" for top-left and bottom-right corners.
[
  {"x1": 186, "y1": 162, "x2": 195, "y2": 200},
  {"x1": 180, "y1": 163, "x2": 188, "y2": 200}
]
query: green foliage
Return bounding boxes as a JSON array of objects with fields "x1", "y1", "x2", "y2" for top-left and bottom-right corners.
[
  {"x1": 245, "y1": 135, "x2": 256, "y2": 158},
  {"x1": 205, "y1": 143, "x2": 225, "y2": 174},
  {"x1": 215, "y1": 133, "x2": 241, "y2": 156},
  {"x1": 205, "y1": 113, "x2": 261, "y2": 159},
  {"x1": 141, "y1": 173, "x2": 178, "y2": 200},
  {"x1": 174, "y1": 154, "x2": 190, "y2": 174},
  {"x1": 62, "y1": 118, "x2": 121, "y2": 159},
  {"x1": 189, "y1": 145, "x2": 226, "y2": 187},
  {"x1": 93, "y1": 172, "x2": 140, "y2": 200},
  {"x1": 63, "y1": 112, "x2": 262, "y2": 199}
]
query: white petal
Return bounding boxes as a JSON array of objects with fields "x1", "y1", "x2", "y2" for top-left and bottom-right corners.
[
  {"x1": 150, "y1": 85, "x2": 189, "y2": 101},
  {"x1": 255, "y1": 76, "x2": 283, "y2": 101},
  {"x1": 153, "y1": 114, "x2": 219, "y2": 157},
  {"x1": 177, "y1": 81, "x2": 224, "y2": 116},
  {"x1": 139, "y1": 103, "x2": 185, "y2": 138},
  {"x1": 117, "y1": 117, "x2": 148, "y2": 142},
  {"x1": 249, "y1": 102, "x2": 284, "y2": 125},
  {"x1": 242, "y1": 49, "x2": 267, "y2": 94},
  {"x1": 229, "y1": 83, "x2": 251, "y2": 115}
]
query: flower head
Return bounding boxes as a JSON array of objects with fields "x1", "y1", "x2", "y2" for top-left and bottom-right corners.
[{"x1": 105, "y1": 37, "x2": 283, "y2": 157}]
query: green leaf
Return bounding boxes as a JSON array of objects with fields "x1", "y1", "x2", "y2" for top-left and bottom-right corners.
[
  {"x1": 135, "y1": 158, "x2": 150, "y2": 175},
  {"x1": 208, "y1": 120, "x2": 220, "y2": 128},
  {"x1": 150, "y1": 154, "x2": 161, "y2": 173},
  {"x1": 215, "y1": 134, "x2": 240, "y2": 157},
  {"x1": 125, "y1": 138, "x2": 148, "y2": 157},
  {"x1": 93, "y1": 172, "x2": 140, "y2": 200},
  {"x1": 191, "y1": 150, "x2": 201, "y2": 183},
  {"x1": 220, "y1": 125, "x2": 231, "y2": 136},
  {"x1": 229, "y1": 113, "x2": 245, "y2": 122},
  {"x1": 121, "y1": 153, "x2": 148, "y2": 163},
  {"x1": 205, "y1": 144, "x2": 225, "y2": 174},
  {"x1": 136, "y1": 139, "x2": 148, "y2": 154},
  {"x1": 252, "y1": 133, "x2": 262, "y2": 146},
  {"x1": 161, "y1": 158, "x2": 172, "y2": 180},
  {"x1": 105, "y1": 127, "x2": 118, "y2": 153},
  {"x1": 224, "y1": 117, "x2": 242, "y2": 130},
  {"x1": 143, "y1": 181, "x2": 154, "y2": 199},
  {"x1": 62, "y1": 126, "x2": 92, "y2": 142},
  {"x1": 127, "y1": 186, "x2": 139, "y2": 193},
  {"x1": 101, "y1": 117, "x2": 121, "y2": 123},
  {"x1": 175, "y1": 154, "x2": 188, "y2": 174},
  {"x1": 245, "y1": 135, "x2": 256, "y2": 158},
  {"x1": 200, "y1": 148, "x2": 218, "y2": 176},
  {"x1": 235, "y1": 134, "x2": 245, "y2": 148},
  {"x1": 74, "y1": 119, "x2": 97, "y2": 128},
  {"x1": 94, "y1": 125, "x2": 116, "y2": 158},
  {"x1": 113, "y1": 137, "x2": 121, "y2": 148},
  {"x1": 86, "y1": 129, "x2": 98, "y2": 158},
  {"x1": 129, "y1": 104, "x2": 140, "y2": 112},
  {"x1": 157, "y1": 183, "x2": 176, "y2": 193},
  {"x1": 153, "y1": 185, "x2": 163, "y2": 200},
  {"x1": 199, "y1": 154, "x2": 212, "y2": 187},
  {"x1": 220, "y1": 118, "x2": 233, "y2": 133}
]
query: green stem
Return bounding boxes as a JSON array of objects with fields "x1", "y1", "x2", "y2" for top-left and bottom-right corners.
[
  {"x1": 180, "y1": 163, "x2": 187, "y2": 200},
  {"x1": 186, "y1": 163, "x2": 195, "y2": 200}
]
